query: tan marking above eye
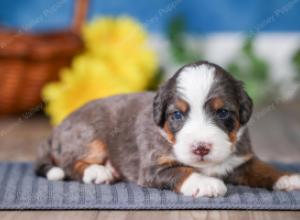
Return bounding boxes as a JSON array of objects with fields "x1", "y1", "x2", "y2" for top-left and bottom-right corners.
[
  {"x1": 175, "y1": 99, "x2": 189, "y2": 113},
  {"x1": 210, "y1": 97, "x2": 225, "y2": 110}
]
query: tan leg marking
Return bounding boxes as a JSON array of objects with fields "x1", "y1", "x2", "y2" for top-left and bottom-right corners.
[
  {"x1": 157, "y1": 155, "x2": 177, "y2": 167},
  {"x1": 228, "y1": 158, "x2": 288, "y2": 189},
  {"x1": 174, "y1": 167, "x2": 194, "y2": 192},
  {"x1": 73, "y1": 139, "x2": 108, "y2": 179}
]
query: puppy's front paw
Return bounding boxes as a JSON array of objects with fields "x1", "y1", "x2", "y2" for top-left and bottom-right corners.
[
  {"x1": 180, "y1": 173, "x2": 227, "y2": 198},
  {"x1": 274, "y1": 174, "x2": 300, "y2": 191},
  {"x1": 83, "y1": 164, "x2": 113, "y2": 184}
]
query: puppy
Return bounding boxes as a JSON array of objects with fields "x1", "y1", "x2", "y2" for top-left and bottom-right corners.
[{"x1": 36, "y1": 61, "x2": 300, "y2": 197}]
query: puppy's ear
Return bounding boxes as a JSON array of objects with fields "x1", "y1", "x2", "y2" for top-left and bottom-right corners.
[
  {"x1": 237, "y1": 82, "x2": 253, "y2": 125},
  {"x1": 153, "y1": 80, "x2": 174, "y2": 127}
]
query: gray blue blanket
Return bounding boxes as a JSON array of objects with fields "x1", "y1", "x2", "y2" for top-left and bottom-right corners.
[{"x1": 0, "y1": 162, "x2": 300, "y2": 210}]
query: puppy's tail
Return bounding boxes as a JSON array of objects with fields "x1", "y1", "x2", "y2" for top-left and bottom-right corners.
[{"x1": 35, "y1": 138, "x2": 65, "y2": 181}]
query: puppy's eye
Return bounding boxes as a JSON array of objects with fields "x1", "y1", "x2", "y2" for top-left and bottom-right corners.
[
  {"x1": 171, "y1": 111, "x2": 184, "y2": 121},
  {"x1": 216, "y1": 109, "x2": 230, "y2": 120}
]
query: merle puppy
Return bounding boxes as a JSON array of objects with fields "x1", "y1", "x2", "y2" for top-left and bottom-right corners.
[{"x1": 36, "y1": 61, "x2": 300, "y2": 197}]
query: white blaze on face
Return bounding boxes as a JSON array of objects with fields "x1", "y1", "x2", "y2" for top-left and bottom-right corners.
[{"x1": 173, "y1": 64, "x2": 232, "y2": 167}]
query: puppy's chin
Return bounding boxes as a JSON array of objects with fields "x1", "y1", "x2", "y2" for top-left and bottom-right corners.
[
  {"x1": 173, "y1": 143, "x2": 234, "y2": 169},
  {"x1": 188, "y1": 155, "x2": 232, "y2": 169}
]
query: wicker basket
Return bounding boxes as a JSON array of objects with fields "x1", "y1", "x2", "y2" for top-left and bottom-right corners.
[{"x1": 0, "y1": 0, "x2": 89, "y2": 115}]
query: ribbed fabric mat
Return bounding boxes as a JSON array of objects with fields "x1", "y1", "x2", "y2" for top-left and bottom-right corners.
[{"x1": 0, "y1": 162, "x2": 300, "y2": 210}]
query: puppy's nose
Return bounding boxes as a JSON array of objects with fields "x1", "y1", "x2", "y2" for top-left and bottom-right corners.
[{"x1": 193, "y1": 143, "x2": 212, "y2": 157}]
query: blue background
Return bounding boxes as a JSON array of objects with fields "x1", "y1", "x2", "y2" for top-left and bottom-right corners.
[{"x1": 0, "y1": 0, "x2": 300, "y2": 33}]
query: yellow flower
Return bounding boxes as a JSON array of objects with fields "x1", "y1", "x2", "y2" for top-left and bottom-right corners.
[{"x1": 42, "y1": 16, "x2": 158, "y2": 125}]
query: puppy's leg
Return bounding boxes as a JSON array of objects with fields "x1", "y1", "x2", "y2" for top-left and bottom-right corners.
[
  {"x1": 82, "y1": 163, "x2": 114, "y2": 184},
  {"x1": 35, "y1": 138, "x2": 65, "y2": 181},
  {"x1": 145, "y1": 166, "x2": 227, "y2": 197},
  {"x1": 225, "y1": 157, "x2": 300, "y2": 191},
  {"x1": 180, "y1": 173, "x2": 228, "y2": 197},
  {"x1": 73, "y1": 160, "x2": 119, "y2": 184},
  {"x1": 72, "y1": 139, "x2": 120, "y2": 184}
]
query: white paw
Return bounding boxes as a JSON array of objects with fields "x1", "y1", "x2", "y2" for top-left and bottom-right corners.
[
  {"x1": 46, "y1": 167, "x2": 65, "y2": 181},
  {"x1": 274, "y1": 174, "x2": 300, "y2": 191},
  {"x1": 83, "y1": 164, "x2": 113, "y2": 184},
  {"x1": 180, "y1": 173, "x2": 227, "y2": 198}
]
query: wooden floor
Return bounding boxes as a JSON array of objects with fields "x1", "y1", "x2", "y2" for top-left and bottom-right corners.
[
  {"x1": 0, "y1": 102, "x2": 300, "y2": 219},
  {"x1": 1, "y1": 210, "x2": 300, "y2": 220}
]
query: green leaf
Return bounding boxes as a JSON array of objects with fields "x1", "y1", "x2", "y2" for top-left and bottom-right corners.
[
  {"x1": 292, "y1": 49, "x2": 300, "y2": 80},
  {"x1": 167, "y1": 15, "x2": 201, "y2": 63},
  {"x1": 227, "y1": 37, "x2": 270, "y2": 103}
]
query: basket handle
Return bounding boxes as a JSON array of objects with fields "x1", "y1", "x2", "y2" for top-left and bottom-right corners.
[{"x1": 72, "y1": 0, "x2": 89, "y2": 34}]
